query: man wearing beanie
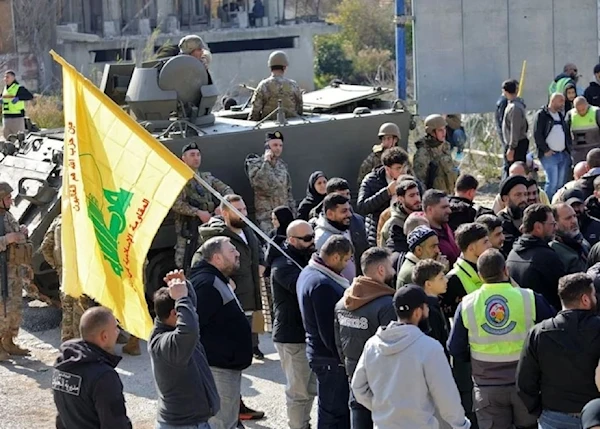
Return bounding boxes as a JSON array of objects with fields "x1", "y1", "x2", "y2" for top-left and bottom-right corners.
[
  {"x1": 497, "y1": 175, "x2": 529, "y2": 256},
  {"x1": 352, "y1": 284, "x2": 470, "y2": 429},
  {"x1": 397, "y1": 225, "x2": 441, "y2": 289}
]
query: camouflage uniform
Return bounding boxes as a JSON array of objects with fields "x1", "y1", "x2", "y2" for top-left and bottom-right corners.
[
  {"x1": 0, "y1": 203, "x2": 33, "y2": 355},
  {"x1": 248, "y1": 75, "x2": 303, "y2": 121},
  {"x1": 245, "y1": 154, "x2": 296, "y2": 233},
  {"x1": 358, "y1": 144, "x2": 384, "y2": 186},
  {"x1": 171, "y1": 171, "x2": 233, "y2": 268},
  {"x1": 413, "y1": 134, "x2": 458, "y2": 194}
]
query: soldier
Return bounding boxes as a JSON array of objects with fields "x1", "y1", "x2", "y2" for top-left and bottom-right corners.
[
  {"x1": 357, "y1": 122, "x2": 401, "y2": 186},
  {"x1": 172, "y1": 142, "x2": 234, "y2": 272},
  {"x1": 245, "y1": 131, "x2": 296, "y2": 233},
  {"x1": 178, "y1": 34, "x2": 212, "y2": 68},
  {"x1": 0, "y1": 182, "x2": 32, "y2": 360},
  {"x1": 413, "y1": 114, "x2": 458, "y2": 195},
  {"x1": 248, "y1": 51, "x2": 303, "y2": 121}
]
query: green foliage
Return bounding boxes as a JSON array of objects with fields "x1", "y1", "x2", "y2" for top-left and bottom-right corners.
[{"x1": 314, "y1": 35, "x2": 354, "y2": 86}]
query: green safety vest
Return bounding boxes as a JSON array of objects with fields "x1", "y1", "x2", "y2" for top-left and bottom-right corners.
[
  {"x1": 447, "y1": 258, "x2": 483, "y2": 294},
  {"x1": 549, "y1": 77, "x2": 574, "y2": 97},
  {"x1": 460, "y1": 282, "x2": 535, "y2": 363},
  {"x1": 2, "y1": 83, "x2": 24, "y2": 115},
  {"x1": 570, "y1": 106, "x2": 600, "y2": 138}
]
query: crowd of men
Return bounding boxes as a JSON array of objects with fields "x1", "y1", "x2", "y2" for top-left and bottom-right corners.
[{"x1": 4, "y1": 49, "x2": 600, "y2": 429}]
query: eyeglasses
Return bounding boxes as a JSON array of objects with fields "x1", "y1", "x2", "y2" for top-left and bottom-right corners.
[{"x1": 293, "y1": 234, "x2": 315, "y2": 242}]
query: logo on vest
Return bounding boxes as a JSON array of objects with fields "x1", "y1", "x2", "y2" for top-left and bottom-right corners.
[{"x1": 482, "y1": 295, "x2": 516, "y2": 335}]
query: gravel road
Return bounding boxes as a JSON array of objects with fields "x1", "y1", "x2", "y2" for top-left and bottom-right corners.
[{"x1": 0, "y1": 300, "x2": 317, "y2": 429}]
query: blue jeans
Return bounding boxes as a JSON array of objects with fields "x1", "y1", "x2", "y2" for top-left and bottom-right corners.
[
  {"x1": 538, "y1": 409, "x2": 581, "y2": 429},
  {"x1": 349, "y1": 388, "x2": 372, "y2": 429},
  {"x1": 540, "y1": 150, "x2": 571, "y2": 200},
  {"x1": 156, "y1": 422, "x2": 211, "y2": 429},
  {"x1": 311, "y1": 363, "x2": 350, "y2": 429}
]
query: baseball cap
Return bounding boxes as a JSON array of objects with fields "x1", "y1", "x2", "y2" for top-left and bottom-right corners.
[
  {"x1": 393, "y1": 284, "x2": 428, "y2": 314},
  {"x1": 563, "y1": 188, "x2": 585, "y2": 206}
]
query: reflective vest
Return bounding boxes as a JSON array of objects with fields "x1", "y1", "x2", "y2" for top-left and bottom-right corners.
[
  {"x1": 2, "y1": 83, "x2": 24, "y2": 115},
  {"x1": 461, "y1": 283, "x2": 535, "y2": 363},
  {"x1": 447, "y1": 257, "x2": 483, "y2": 294},
  {"x1": 570, "y1": 106, "x2": 600, "y2": 143},
  {"x1": 549, "y1": 77, "x2": 574, "y2": 97}
]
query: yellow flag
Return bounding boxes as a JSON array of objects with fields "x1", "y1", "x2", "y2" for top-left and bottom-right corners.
[{"x1": 51, "y1": 51, "x2": 193, "y2": 340}]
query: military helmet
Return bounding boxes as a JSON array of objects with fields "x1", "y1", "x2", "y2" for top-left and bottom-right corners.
[
  {"x1": 424, "y1": 114, "x2": 447, "y2": 134},
  {"x1": 0, "y1": 182, "x2": 13, "y2": 199},
  {"x1": 268, "y1": 51, "x2": 289, "y2": 67},
  {"x1": 178, "y1": 35, "x2": 207, "y2": 55},
  {"x1": 378, "y1": 122, "x2": 400, "y2": 138}
]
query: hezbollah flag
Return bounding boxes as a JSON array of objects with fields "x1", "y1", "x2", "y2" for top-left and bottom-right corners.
[{"x1": 51, "y1": 51, "x2": 193, "y2": 340}]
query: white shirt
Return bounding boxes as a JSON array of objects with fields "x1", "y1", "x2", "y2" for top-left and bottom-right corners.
[
  {"x1": 237, "y1": 230, "x2": 248, "y2": 244},
  {"x1": 546, "y1": 110, "x2": 566, "y2": 152}
]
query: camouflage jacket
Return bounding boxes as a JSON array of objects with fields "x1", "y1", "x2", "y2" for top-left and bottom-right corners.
[
  {"x1": 172, "y1": 171, "x2": 234, "y2": 220},
  {"x1": 0, "y1": 209, "x2": 31, "y2": 272},
  {"x1": 413, "y1": 135, "x2": 457, "y2": 194},
  {"x1": 245, "y1": 154, "x2": 295, "y2": 218},
  {"x1": 357, "y1": 144, "x2": 384, "y2": 186},
  {"x1": 40, "y1": 215, "x2": 62, "y2": 270},
  {"x1": 0, "y1": 209, "x2": 20, "y2": 253},
  {"x1": 248, "y1": 75, "x2": 303, "y2": 121}
]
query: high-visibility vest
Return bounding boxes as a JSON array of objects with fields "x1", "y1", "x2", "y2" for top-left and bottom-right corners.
[
  {"x1": 570, "y1": 106, "x2": 600, "y2": 143},
  {"x1": 461, "y1": 282, "x2": 535, "y2": 363},
  {"x1": 447, "y1": 257, "x2": 483, "y2": 294},
  {"x1": 2, "y1": 83, "x2": 24, "y2": 115},
  {"x1": 549, "y1": 77, "x2": 574, "y2": 97}
]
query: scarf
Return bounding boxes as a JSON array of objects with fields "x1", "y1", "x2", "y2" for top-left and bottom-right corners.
[{"x1": 308, "y1": 255, "x2": 350, "y2": 289}]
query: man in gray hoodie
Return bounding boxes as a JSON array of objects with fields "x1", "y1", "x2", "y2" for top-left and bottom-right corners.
[
  {"x1": 502, "y1": 79, "x2": 529, "y2": 178},
  {"x1": 351, "y1": 284, "x2": 470, "y2": 429}
]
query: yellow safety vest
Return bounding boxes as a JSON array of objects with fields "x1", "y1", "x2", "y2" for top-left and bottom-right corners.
[
  {"x1": 461, "y1": 282, "x2": 535, "y2": 363},
  {"x1": 447, "y1": 258, "x2": 483, "y2": 294},
  {"x1": 570, "y1": 106, "x2": 599, "y2": 141},
  {"x1": 2, "y1": 83, "x2": 24, "y2": 115}
]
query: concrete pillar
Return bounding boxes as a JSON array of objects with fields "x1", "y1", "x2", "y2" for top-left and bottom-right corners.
[
  {"x1": 157, "y1": 0, "x2": 177, "y2": 32},
  {"x1": 266, "y1": 0, "x2": 284, "y2": 25},
  {"x1": 103, "y1": 0, "x2": 121, "y2": 36}
]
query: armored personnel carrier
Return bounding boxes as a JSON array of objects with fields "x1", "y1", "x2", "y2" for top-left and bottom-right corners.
[{"x1": 0, "y1": 53, "x2": 413, "y2": 302}]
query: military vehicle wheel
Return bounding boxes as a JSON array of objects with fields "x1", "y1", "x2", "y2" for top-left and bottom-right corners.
[{"x1": 145, "y1": 249, "x2": 177, "y2": 304}]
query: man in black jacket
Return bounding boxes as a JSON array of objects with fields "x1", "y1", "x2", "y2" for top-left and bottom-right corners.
[
  {"x1": 149, "y1": 270, "x2": 220, "y2": 429},
  {"x1": 584, "y1": 64, "x2": 600, "y2": 107},
  {"x1": 507, "y1": 204, "x2": 566, "y2": 310},
  {"x1": 575, "y1": 149, "x2": 600, "y2": 200},
  {"x1": 448, "y1": 174, "x2": 493, "y2": 231},
  {"x1": 497, "y1": 175, "x2": 529, "y2": 256},
  {"x1": 563, "y1": 188, "x2": 600, "y2": 246},
  {"x1": 517, "y1": 273, "x2": 600, "y2": 429},
  {"x1": 534, "y1": 93, "x2": 572, "y2": 200},
  {"x1": 358, "y1": 147, "x2": 410, "y2": 246},
  {"x1": 189, "y1": 237, "x2": 253, "y2": 429},
  {"x1": 271, "y1": 220, "x2": 317, "y2": 429},
  {"x1": 53, "y1": 307, "x2": 131, "y2": 429},
  {"x1": 334, "y1": 247, "x2": 396, "y2": 428}
]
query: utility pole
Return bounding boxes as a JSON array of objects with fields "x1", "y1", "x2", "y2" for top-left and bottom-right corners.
[{"x1": 395, "y1": 0, "x2": 406, "y2": 99}]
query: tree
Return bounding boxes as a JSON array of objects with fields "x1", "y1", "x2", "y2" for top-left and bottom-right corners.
[{"x1": 314, "y1": 35, "x2": 354, "y2": 87}]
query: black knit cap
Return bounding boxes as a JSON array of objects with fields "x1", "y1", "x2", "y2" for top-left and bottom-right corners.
[{"x1": 499, "y1": 176, "x2": 529, "y2": 197}]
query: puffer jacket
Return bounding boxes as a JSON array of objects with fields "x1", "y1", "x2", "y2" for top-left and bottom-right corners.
[
  {"x1": 334, "y1": 276, "x2": 396, "y2": 378},
  {"x1": 357, "y1": 167, "x2": 392, "y2": 247},
  {"x1": 448, "y1": 196, "x2": 493, "y2": 232},
  {"x1": 380, "y1": 203, "x2": 410, "y2": 249}
]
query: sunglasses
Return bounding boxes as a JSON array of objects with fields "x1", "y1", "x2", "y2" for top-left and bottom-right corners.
[{"x1": 293, "y1": 234, "x2": 315, "y2": 242}]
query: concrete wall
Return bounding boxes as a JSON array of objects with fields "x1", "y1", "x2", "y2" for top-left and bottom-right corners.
[
  {"x1": 413, "y1": 0, "x2": 599, "y2": 115},
  {"x1": 57, "y1": 23, "x2": 337, "y2": 95}
]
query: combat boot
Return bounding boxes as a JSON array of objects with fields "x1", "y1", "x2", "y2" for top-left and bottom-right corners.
[
  {"x1": 0, "y1": 343, "x2": 9, "y2": 362},
  {"x1": 1, "y1": 336, "x2": 30, "y2": 356},
  {"x1": 122, "y1": 335, "x2": 141, "y2": 356}
]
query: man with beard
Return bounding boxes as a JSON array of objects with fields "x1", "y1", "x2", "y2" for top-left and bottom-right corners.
[
  {"x1": 381, "y1": 179, "x2": 422, "y2": 252},
  {"x1": 271, "y1": 220, "x2": 317, "y2": 429},
  {"x1": 189, "y1": 237, "x2": 253, "y2": 429},
  {"x1": 506, "y1": 204, "x2": 566, "y2": 310},
  {"x1": 448, "y1": 249, "x2": 555, "y2": 429},
  {"x1": 334, "y1": 247, "x2": 397, "y2": 428},
  {"x1": 297, "y1": 235, "x2": 354, "y2": 429},
  {"x1": 397, "y1": 226, "x2": 441, "y2": 288},
  {"x1": 562, "y1": 188, "x2": 600, "y2": 246},
  {"x1": 448, "y1": 174, "x2": 493, "y2": 231},
  {"x1": 476, "y1": 214, "x2": 506, "y2": 253},
  {"x1": 527, "y1": 179, "x2": 543, "y2": 206},
  {"x1": 423, "y1": 189, "x2": 460, "y2": 266},
  {"x1": 497, "y1": 176, "x2": 529, "y2": 256},
  {"x1": 315, "y1": 194, "x2": 358, "y2": 281},
  {"x1": 352, "y1": 285, "x2": 470, "y2": 429},
  {"x1": 550, "y1": 203, "x2": 590, "y2": 274},
  {"x1": 517, "y1": 273, "x2": 600, "y2": 429}
]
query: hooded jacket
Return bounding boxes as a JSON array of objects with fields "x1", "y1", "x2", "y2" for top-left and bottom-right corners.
[
  {"x1": 314, "y1": 213, "x2": 356, "y2": 280},
  {"x1": 334, "y1": 276, "x2": 396, "y2": 377},
  {"x1": 549, "y1": 232, "x2": 589, "y2": 274},
  {"x1": 448, "y1": 196, "x2": 493, "y2": 232},
  {"x1": 298, "y1": 171, "x2": 326, "y2": 221},
  {"x1": 585, "y1": 81, "x2": 600, "y2": 107},
  {"x1": 357, "y1": 166, "x2": 392, "y2": 247},
  {"x1": 502, "y1": 98, "x2": 529, "y2": 149},
  {"x1": 506, "y1": 234, "x2": 566, "y2": 310},
  {"x1": 53, "y1": 340, "x2": 131, "y2": 429},
  {"x1": 198, "y1": 217, "x2": 263, "y2": 311},
  {"x1": 351, "y1": 322, "x2": 470, "y2": 429},
  {"x1": 517, "y1": 310, "x2": 600, "y2": 415},
  {"x1": 188, "y1": 260, "x2": 253, "y2": 370}
]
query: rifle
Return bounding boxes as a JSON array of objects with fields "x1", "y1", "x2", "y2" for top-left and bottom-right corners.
[
  {"x1": 0, "y1": 214, "x2": 7, "y2": 317},
  {"x1": 426, "y1": 161, "x2": 439, "y2": 190},
  {"x1": 181, "y1": 217, "x2": 201, "y2": 276}
]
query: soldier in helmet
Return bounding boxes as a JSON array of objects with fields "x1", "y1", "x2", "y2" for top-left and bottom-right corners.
[
  {"x1": 357, "y1": 122, "x2": 401, "y2": 186},
  {"x1": 172, "y1": 142, "x2": 234, "y2": 271},
  {"x1": 0, "y1": 182, "x2": 33, "y2": 360},
  {"x1": 245, "y1": 131, "x2": 296, "y2": 233},
  {"x1": 248, "y1": 51, "x2": 303, "y2": 121},
  {"x1": 413, "y1": 114, "x2": 458, "y2": 194},
  {"x1": 178, "y1": 34, "x2": 212, "y2": 68}
]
